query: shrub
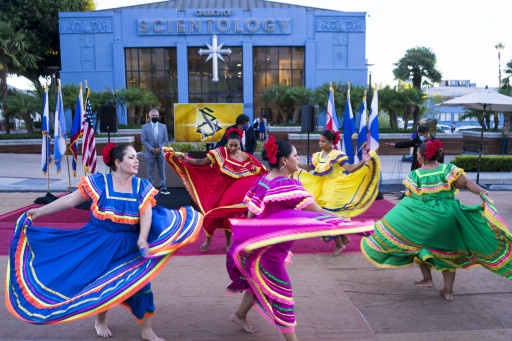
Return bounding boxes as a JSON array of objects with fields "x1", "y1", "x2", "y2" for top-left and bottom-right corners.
[
  {"x1": 451, "y1": 155, "x2": 512, "y2": 172},
  {"x1": 165, "y1": 143, "x2": 207, "y2": 153},
  {"x1": 0, "y1": 133, "x2": 41, "y2": 140}
]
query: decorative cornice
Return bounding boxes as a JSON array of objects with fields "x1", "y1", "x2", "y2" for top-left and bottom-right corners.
[
  {"x1": 315, "y1": 17, "x2": 364, "y2": 32},
  {"x1": 60, "y1": 18, "x2": 113, "y2": 34}
]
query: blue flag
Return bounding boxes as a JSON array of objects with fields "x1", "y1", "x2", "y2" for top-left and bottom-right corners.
[
  {"x1": 356, "y1": 93, "x2": 368, "y2": 161},
  {"x1": 342, "y1": 86, "x2": 356, "y2": 164},
  {"x1": 69, "y1": 87, "x2": 83, "y2": 177},
  {"x1": 53, "y1": 84, "x2": 67, "y2": 174}
]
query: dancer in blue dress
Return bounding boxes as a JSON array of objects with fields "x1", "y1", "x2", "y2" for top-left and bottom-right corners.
[{"x1": 6, "y1": 144, "x2": 203, "y2": 341}]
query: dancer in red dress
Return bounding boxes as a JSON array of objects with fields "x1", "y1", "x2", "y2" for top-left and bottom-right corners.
[{"x1": 165, "y1": 128, "x2": 268, "y2": 251}]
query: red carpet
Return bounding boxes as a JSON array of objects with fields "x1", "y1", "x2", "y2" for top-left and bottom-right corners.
[{"x1": 0, "y1": 199, "x2": 395, "y2": 256}]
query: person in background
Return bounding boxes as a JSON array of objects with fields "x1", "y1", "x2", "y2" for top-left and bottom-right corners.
[
  {"x1": 501, "y1": 123, "x2": 510, "y2": 155},
  {"x1": 215, "y1": 114, "x2": 257, "y2": 155},
  {"x1": 141, "y1": 109, "x2": 169, "y2": 194},
  {"x1": 451, "y1": 121, "x2": 457, "y2": 134},
  {"x1": 258, "y1": 116, "x2": 266, "y2": 141},
  {"x1": 385, "y1": 126, "x2": 443, "y2": 171}
]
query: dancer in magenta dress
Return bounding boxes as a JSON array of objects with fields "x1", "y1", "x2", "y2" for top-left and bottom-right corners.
[{"x1": 226, "y1": 137, "x2": 374, "y2": 341}]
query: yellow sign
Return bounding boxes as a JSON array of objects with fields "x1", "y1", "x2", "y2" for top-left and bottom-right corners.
[{"x1": 174, "y1": 103, "x2": 243, "y2": 142}]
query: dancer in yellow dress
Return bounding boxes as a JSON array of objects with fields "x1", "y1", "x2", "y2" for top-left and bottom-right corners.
[{"x1": 293, "y1": 130, "x2": 380, "y2": 256}]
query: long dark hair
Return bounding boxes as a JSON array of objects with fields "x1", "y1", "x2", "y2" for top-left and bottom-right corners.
[{"x1": 262, "y1": 140, "x2": 294, "y2": 170}]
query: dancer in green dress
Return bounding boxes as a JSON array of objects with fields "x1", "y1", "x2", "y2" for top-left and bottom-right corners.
[{"x1": 361, "y1": 140, "x2": 512, "y2": 301}]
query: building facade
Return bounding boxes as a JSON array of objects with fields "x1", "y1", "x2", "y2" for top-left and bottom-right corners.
[{"x1": 59, "y1": 0, "x2": 367, "y2": 134}]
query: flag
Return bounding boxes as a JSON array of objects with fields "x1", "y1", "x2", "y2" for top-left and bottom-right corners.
[
  {"x1": 53, "y1": 83, "x2": 67, "y2": 174},
  {"x1": 82, "y1": 87, "x2": 97, "y2": 174},
  {"x1": 325, "y1": 84, "x2": 341, "y2": 150},
  {"x1": 367, "y1": 89, "x2": 379, "y2": 152},
  {"x1": 69, "y1": 86, "x2": 83, "y2": 177},
  {"x1": 342, "y1": 86, "x2": 356, "y2": 164},
  {"x1": 41, "y1": 88, "x2": 53, "y2": 175},
  {"x1": 356, "y1": 93, "x2": 367, "y2": 161}
]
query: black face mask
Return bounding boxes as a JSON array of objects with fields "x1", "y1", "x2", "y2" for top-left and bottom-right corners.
[{"x1": 151, "y1": 117, "x2": 159, "y2": 123}]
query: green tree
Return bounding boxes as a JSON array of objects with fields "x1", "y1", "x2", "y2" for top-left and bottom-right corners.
[
  {"x1": 393, "y1": 47, "x2": 442, "y2": 89},
  {"x1": 0, "y1": 0, "x2": 95, "y2": 81},
  {"x1": 502, "y1": 58, "x2": 512, "y2": 89},
  {"x1": 117, "y1": 87, "x2": 160, "y2": 125},
  {"x1": 2, "y1": 89, "x2": 39, "y2": 134},
  {"x1": 0, "y1": 20, "x2": 39, "y2": 133},
  {"x1": 378, "y1": 85, "x2": 403, "y2": 129}
]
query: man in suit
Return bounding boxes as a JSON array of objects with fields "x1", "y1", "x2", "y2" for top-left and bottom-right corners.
[
  {"x1": 214, "y1": 114, "x2": 257, "y2": 154},
  {"x1": 141, "y1": 109, "x2": 169, "y2": 194}
]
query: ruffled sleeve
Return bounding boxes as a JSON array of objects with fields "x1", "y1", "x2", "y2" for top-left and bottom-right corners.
[
  {"x1": 138, "y1": 178, "x2": 159, "y2": 214},
  {"x1": 311, "y1": 150, "x2": 349, "y2": 176},
  {"x1": 403, "y1": 163, "x2": 465, "y2": 196},
  {"x1": 207, "y1": 147, "x2": 268, "y2": 178},
  {"x1": 77, "y1": 173, "x2": 105, "y2": 203},
  {"x1": 245, "y1": 176, "x2": 315, "y2": 215}
]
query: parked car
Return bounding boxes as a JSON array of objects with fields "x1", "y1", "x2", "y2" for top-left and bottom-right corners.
[
  {"x1": 456, "y1": 126, "x2": 481, "y2": 132},
  {"x1": 398, "y1": 122, "x2": 414, "y2": 129},
  {"x1": 437, "y1": 124, "x2": 452, "y2": 133}
]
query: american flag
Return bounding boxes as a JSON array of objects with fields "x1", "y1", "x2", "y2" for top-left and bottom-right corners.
[{"x1": 82, "y1": 87, "x2": 97, "y2": 174}]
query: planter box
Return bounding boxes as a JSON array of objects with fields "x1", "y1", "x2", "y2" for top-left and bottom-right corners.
[
  {"x1": 0, "y1": 136, "x2": 135, "y2": 154},
  {"x1": 461, "y1": 131, "x2": 507, "y2": 154},
  {"x1": 288, "y1": 133, "x2": 464, "y2": 156}
]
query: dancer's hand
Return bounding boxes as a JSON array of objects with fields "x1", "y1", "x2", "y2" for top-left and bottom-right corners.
[
  {"x1": 137, "y1": 238, "x2": 150, "y2": 258},
  {"x1": 361, "y1": 150, "x2": 371, "y2": 163},
  {"x1": 27, "y1": 207, "x2": 44, "y2": 221}
]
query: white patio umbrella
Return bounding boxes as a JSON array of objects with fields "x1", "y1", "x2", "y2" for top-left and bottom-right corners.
[{"x1": 437, "y1": 91, "x2": 512, "y2": 184}]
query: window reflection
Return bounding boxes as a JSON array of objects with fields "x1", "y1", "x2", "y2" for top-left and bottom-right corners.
[
  {"x1": 124, "y1": 48, "x2": 178, "y2": 134},
  {"x1": 187, "y1": 47, "x2": 243, "y2": 103},
  {"x1": 253, "y1": 47, "x2": 305, "y2": 123}
]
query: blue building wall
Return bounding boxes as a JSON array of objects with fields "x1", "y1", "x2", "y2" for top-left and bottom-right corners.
[{"x1": 59, "y1": 5, "x2": 367, "y2": 126}]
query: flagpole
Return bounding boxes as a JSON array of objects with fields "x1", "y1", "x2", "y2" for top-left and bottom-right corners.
[
  {"x1": 83, "y1": 80, "x2": 88, "y2": 177},
  {"x1": 45, "y1": 82, "x2": 51, "y2": 193}
]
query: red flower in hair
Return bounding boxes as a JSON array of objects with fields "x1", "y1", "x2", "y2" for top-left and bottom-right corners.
[
  {"x1": 424, "y1": 140, "x2": 444, "y2": 159},
  {"x1": 102, "y1": 142, "x2": 115, "y2": 166},
  {"x1": 264, "y1": 136, "x2": 278, "y2": 165},
  {"x1": 226, "y1": 127, "x2": 243, "y2": 139},
  {"x1": 333, "y1": 131, "x2": 341, "y2": 146}
]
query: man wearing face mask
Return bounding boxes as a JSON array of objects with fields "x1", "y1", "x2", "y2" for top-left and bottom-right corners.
[
  {"x1": 141, "y1": 109, "x2": 170, "y2": 194},
  {"x1": 214, "y1": 114, "x2": 257, "y2": 155},
  {"x1": 385, "y1": 126, "x2": 444, "y2": 171}
]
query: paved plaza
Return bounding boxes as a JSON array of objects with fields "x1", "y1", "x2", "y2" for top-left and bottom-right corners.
[{"x1": 0, "y1": 153, "x2": 511, "y2": 340}]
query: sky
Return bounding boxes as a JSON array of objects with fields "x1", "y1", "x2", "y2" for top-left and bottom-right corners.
[{"x1": 8, "y1": 0, "x2": 512, "y2": 90}]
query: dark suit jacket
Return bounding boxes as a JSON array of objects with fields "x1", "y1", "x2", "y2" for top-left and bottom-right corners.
[
  {"x1": 395, "y1": 136, "x2": 444, "y2": 171},
  {"x1": 214, "y1": 124, "x2": 257, "y2": 155}
]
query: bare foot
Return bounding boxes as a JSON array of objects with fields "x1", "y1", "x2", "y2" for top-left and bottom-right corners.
[
  {"x1": 341, "y1": 235, "x2": 351, "y2": 245},
  {"x1": 440, "y1": 290, "x2": 454, "y2": 301},
  {"x1": 230, "y1": 314, "x2": 258, "y2": 333},
  {"x1": 414, "y1": 279, "x2": 434, "y2": 287},
  {"x1": 141, "y1": 328, "x2": 165, "y2": 341},
  {"x1": 95, "y1": 320, "x2": 113, "y2": 338},
  {"x1": 200, "y1": 238, "x2": 211, "y2": 252},
  {"x1": 330, "y1": 244, "x2": 346, "y2": 257},
  {"x1": 225, "y1": 243, "x2": 231, "y2": 251}
]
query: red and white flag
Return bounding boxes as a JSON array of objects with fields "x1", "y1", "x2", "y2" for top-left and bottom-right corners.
[{"x1": 82, "y1": 86, "x2": 97, "y2": 174}]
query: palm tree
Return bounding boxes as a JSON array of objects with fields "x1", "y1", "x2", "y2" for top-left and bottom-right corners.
[
  {"x1": 495, "y1": 43, "x2": 505, "y2": 87},
  {"x1": 117, "y1": 87, "x2": 160, "y2": 125},
  {"x1": 2, "y1": 89, "x2": 39, "y2": 134},
  {"x1": 0, "y1": 21, "x2": 39, "y2": 133},
  {"x1": 502, "y1": 58, "x2": 512, "y2": 89},
  {"x1": 393, "y1": 47, "x2": 443, "y2": 89}
]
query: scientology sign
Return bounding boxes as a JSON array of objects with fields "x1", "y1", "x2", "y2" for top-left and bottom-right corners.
[{"x1": 137, "y1": 9, "x2": 291, "y2": 35}]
